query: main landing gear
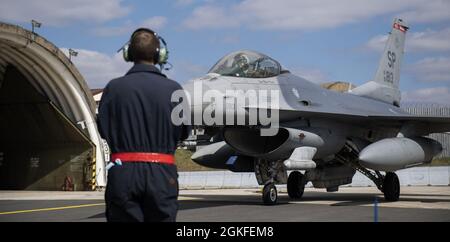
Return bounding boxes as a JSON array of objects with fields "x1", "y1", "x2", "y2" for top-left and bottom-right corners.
[
  {"x1": 336, "y1": 142, "x2": 401, "y2": 202},
  {"x1": 351, "y1": 166, "x2": 401, "y2": 202},
  {"x1": 383, "y1": 172, "x2": 400, "y2": 201},
  {"x1": 287, "y1": 171, "x2": 306, "y2": 199}
]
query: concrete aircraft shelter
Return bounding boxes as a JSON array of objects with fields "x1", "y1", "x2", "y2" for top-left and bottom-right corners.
[{"x1": 0, "y1": 22, "x2": 106, "y2": 190}]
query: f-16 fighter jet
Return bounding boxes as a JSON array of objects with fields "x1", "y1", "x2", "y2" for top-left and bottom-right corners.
[{"x1": 181, "y1": 18, "x2": 449, "y2": 205}]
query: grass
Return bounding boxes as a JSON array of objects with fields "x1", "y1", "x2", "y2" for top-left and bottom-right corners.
[
  {"x1": 430, "y1": 157, "x2": 450, "y2": 166},
  {"x1": 175, "y1": 149, "x2": 219, "y2": 172}
]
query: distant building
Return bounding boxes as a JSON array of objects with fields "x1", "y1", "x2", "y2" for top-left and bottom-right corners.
[
  {"x1": 321, "y1": 81, "x2": 356, "y2": 92},
  {"x1": 91, "y1": 89, "x2": 103, "y2": 105},
  {"x1": 403, "y1": 104, "x2": 450, "y2": 158}
]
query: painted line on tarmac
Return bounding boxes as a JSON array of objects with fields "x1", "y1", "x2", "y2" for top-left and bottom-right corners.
[
  {"x1": 178, "y1": 196, "x2": 203, "y2": 201},
  {"x1": 0, "y1": 197, "x2": 201, "y2": 215},
  {"x1": 0, "y1": 203, "x2": 105, "y2": 215},
  {"x1": 289, "y1": 200, "x2": 450, "y2": 210}
]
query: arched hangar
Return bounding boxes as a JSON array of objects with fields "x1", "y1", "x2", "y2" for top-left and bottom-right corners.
[{"x1": 0, "y1": 22, "x2": 106, "y2": 190}]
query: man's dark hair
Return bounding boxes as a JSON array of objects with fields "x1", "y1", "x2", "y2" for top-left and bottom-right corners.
[{"x1": 129, "y1": 30, "x2": 160, "y2": 63}]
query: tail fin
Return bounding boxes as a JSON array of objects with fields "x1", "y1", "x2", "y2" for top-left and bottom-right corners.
[{"x1": 351, "y1": 18, "x2": 409, "y2": 106}]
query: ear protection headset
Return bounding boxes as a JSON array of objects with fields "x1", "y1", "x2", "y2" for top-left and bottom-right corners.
[{"x1": 119, "y1": 28, "x2": 169, "y2": 68}]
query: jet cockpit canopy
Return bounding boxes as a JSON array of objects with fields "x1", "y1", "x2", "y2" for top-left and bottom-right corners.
[{"x1": 208, "y1": 50, "x2": 282, "y2": 78}]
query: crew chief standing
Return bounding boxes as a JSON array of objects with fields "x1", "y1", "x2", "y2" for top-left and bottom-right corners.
[{"x1": 97, "y1": 28, "x2": 190, "y2": 222}]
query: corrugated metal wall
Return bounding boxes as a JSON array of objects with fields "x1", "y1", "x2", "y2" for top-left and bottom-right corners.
[{"x1": 402, "y1": 104, "x2": 450, "y2": 158}]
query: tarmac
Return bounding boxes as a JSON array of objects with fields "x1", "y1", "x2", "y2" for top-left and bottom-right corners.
[{"x1": 0, "y1": 186, "x2": 449, "y2": 222}]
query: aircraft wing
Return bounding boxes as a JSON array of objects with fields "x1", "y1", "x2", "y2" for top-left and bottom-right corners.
[
  {"x1": 369, "y1": 115, "x2": 450, "y2": 135},
  {"x1": 246, "y1": 107, "x2": 450, "y2": 135},
  {"x1": 369, "y1": 115, "x2": 450, "y2": 123}
]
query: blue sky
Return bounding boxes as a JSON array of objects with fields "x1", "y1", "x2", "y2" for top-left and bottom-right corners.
[{"x1": 1, "y1": 0, "x2": 449, "y2": 103}]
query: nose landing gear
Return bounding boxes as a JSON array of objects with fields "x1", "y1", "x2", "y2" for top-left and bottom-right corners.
[
  {"x1": 262, "y1": 183, "x2": 278, "y2": 205},
  {"x1": 255, "y1": 159, "x2": 287, "y2": 205}
]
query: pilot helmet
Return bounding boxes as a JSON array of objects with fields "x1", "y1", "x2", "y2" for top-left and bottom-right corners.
[{"x1": 233, "y1": 54, "x2": 250, "y2": 70}]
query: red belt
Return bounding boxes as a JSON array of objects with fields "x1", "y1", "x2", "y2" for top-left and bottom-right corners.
[{"x1": 111, "y1": 152, "x2": 175, "y2": 165}]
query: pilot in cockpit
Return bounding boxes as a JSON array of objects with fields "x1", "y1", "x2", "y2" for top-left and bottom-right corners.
[
  {"x1": 209, "y1": 50, "x2": 282, "y2": 78},
  {"x1": 232, "y1": 53, "x2": 250, "y2": 77}
]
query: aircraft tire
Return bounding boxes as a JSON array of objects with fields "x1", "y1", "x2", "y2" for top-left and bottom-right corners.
[
  {"x1": 262, "y1": 183, "x2": 278, "y2": 205},
  {"x1": 287, "y1": 171, "x2": 305, "y2": 199},
  {"x1": 383, "y1": 172, "x2": 400, "y2": 201}
]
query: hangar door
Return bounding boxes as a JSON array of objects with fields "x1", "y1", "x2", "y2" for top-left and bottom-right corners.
[{"x1": 0, "y1": 66, "x2": 95, "y2": 190}]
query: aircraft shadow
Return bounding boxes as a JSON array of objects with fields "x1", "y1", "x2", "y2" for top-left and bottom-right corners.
[
  {"x1": 179, "y1": 195, "x2": 292, "y2": 210},
  {"x1": 299, "y1": 192, "x2": 450, "y2": 207},
  {"x1": 87, "y1": 212, "x2": 106, "y2": 219}
]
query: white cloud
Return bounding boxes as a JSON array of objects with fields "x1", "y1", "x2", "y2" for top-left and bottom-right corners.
[
  {"x1": 60, "y1": 48, "x2": 206, "y2": 87},
  {"x1": 366, "y1": 28, "x2": 450, "y2": 52},
  {"x1": 366, "y1": 35, "x2": 389, "y2": 52},
  {"x1": 402, "y1": 87, "x2": 450, "y2": 104},
  {"x1": 60, "y1": 48, "x2": 209, "y2": 87},
  {"x1": 93, "y1": 21, "x2": 134, "y2": 37},
  {"x1": 182, "y1": 5, "x2": 240, "y2": 30},
  {"x1": 182, "y1": 0, "x2": 450, "y2": 31},
  {"x1": 236, "y1": 0, "x2": 401, "y2": 30},
  {"x1": 61, "y1": 48, "x2": 132, "y2": 88},
  {"x1": 409, "y1": 57, "x2": 450, "y2": 83},
  {"x1": 209, "y1": 35, "x2": 240, "y2": 44},
  {"x1": 93, "y1": 16, "x2": 168, "y2": 37},
  {"x1": 141, "y1": 16, "x2": 168, "y2": 31},
  {"x1": 0, "y1": 0, "x2": 131, "y2": 26},
  {"x1": 398, "y1": 0, "x2": 450, "y2": 24}
]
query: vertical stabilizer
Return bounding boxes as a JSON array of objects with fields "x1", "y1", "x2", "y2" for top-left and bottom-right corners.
[{"x1": 351, "y1": 18, "x2": 409, "y2": 106}]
